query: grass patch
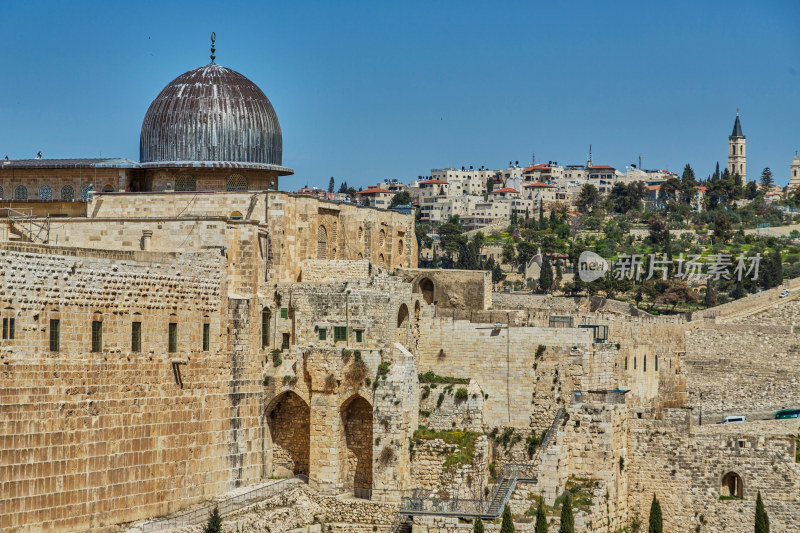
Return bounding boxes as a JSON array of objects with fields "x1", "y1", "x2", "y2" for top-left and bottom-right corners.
[
  {"x1": 413, "y1": 425, "x2": 481, "y2": 471},
  {"x1": 419, "y1": 370, "x2": 470, "y2": 385}
]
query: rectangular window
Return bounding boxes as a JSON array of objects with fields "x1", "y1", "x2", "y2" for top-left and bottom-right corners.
[
  {"x1": 2, "y1": 317, "x2": 15, "y2": 340},
  {"x1": 355, "y1": 330, "x2": 363, "y2": 343},
  {"x1": 624, "y1": 357, "x2": 628, "y2": 370},
  {"x1": 203, "y1": 323, "x2": 210, "y2": 352},
  {"x1": 281, "y1": 333, "x2": 290, "y2": 350},
  {"x1": 333, "y1": 326, "x2": 347, "y2": 342},
  {"x1": 280, "y1": 307, "x2": 288, "y2": 319},
  {"x1": 49, "y1": 319, "x2": 60, "y2": 352},
  {"x1": 131, "y1": 321, "x2": 142, "y2": 352},
  {"x1": 643, "y1": 355, "x2": 647, "y2": 372},
  {"x1": 655, "y1": 356, "x2": 658, "y2": 371},
  {"x1": 261, "y1": 310, "x2": 270, "y2": 348},
  {"x1": 318, "y1": 328, "x2": 327, "y2": 341},
  {"x1": 168, "y1": 323, "x2": 177, "y2": 354},
  {"x1": 91, "y1": 321, "x2": 102, "y2": 353}
]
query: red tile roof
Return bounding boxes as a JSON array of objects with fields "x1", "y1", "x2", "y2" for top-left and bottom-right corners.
[
  {"x1": 524, "y1": 182, "x2": 554, "y2": 188},
  {"x1": 419, "y1": 179, "x2": 448, "y2": 185},
  {"x1": 589, "y1": 165, "x2": 615, "y2": 170},
  {"x1": 523, "y1": 164, "x2": 550, "y2": 172},
  {"x1": 647, "y1": 185, "x2": 661, "y2": 191},
  {"x1": 491, "y1": 187, "x2": 520, "y2": 194},
  {"x1": 695, "y1": 186, "x2": 707, "y2": 192},
  {"x1": 358, "y1": 188, "x2": 392, "y2": 194}
]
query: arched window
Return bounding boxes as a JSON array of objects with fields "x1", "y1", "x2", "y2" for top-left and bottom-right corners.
[
  {"x1": 397, "y1": 239, "x2": 404, "y2": 256},
  {"x1": 317, "y1": 226, "x2": 328, "y2": 259},
  {"x1": 226, "y1": 174, "x2": 248, "y2": 191},
  {"x1": 61, "y1": 185, "x2": 74, "y2": 201},
  {"x1": 39, "y1": 185, "x2": 52, "y2": 200},
  {"x1": 721, "y1": 472, "x2": 743, "y2": 498},
  {"x1": 175, "y1": 174, "x2": 196, "y2": 191},
  {"x1": 379, "y1": 254, "x2": 385, "y2": 267},
  {"x1": 358, "y1": 226, "x2": 364, "y2": 241},
  {"x1": 379, "y1": 229, "x2": 386, "y2": 247},
  {"x1": 81, "y1": 185, "x2": 92, "y2": 201},
  {"x1": 14, "y1": 185, "x2": 27, "y2": 201}
]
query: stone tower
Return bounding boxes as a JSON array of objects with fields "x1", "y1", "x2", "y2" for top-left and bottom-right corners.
[
  {"x1": 728, "y1": 111, "x2": 746, "y2": 180},
  {"x1": 790, "y1": 152, "x2": 800, "y2": 188}
]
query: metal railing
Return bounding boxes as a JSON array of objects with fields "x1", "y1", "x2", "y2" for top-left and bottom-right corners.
[
  {"x1": 1, "y1": 208, "x2": 50, "y2": 244},
  {"x1": 141, "y1": 476, "x2": 303, "y2": 532},
  {"x1": 399, "y1": 408, "x2": 565, "y2": 520}
]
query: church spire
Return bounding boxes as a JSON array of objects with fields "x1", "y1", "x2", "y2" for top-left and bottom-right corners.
[{"x1": 730, "y1": 109, "x2": 744, "y2": 138}]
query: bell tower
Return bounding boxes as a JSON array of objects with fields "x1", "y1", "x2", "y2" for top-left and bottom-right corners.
[{"x1": 728, "y1": 110, "x2": 746, "y2": 180}]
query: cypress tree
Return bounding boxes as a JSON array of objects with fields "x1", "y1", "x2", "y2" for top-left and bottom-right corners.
[
  {"x1": 539, "y1": 255, "x2": 554, "y2": 293},
  {"x1": 473, "y1": 516, "x2": 485, "y2": 533},
  {"x1": 500, "y1": 504, "x2": 515, "y2": 533},
  {"x1": 755, "y1": 491, "x2": 769, "y2": 533},
  {"x1": 203, "y1": 506, "x2": 222, "y2": 533},
  {"x1": 558, "y1": 493, "x2": 574, "y2": 533},
  {"x1": 535, "y1": 497, "x2": 548, "y2": 533},
  {"x1": 648, "y1": 493, "x2": 663, "y2": 533}
]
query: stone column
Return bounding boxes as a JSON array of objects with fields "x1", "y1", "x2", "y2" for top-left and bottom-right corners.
[
  {"x1": 309, "y1": 391, "x2": 340, "y2": 495},
  {"x1": 142, "y1": 230, "x2": 153, "y2": 251}
]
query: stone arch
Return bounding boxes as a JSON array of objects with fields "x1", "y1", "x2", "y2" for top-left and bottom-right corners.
[
  {"x1": 339, "y1": 395, "x2": 373, "y2": 494},
  {"x1": 61, "y1": 185, "x2": 74, "y2": 201},
  {"x1": 397, "y1": 238, "x2": 404, "y2": 258},
  {"x1": 397, "y1": 304, "x2": 409, "y2": 328},
  {"x1": 265, "y1": 391, "x2": 310, "y2": 477},
  {"x1": 226, "y1": 173, "x2": 248, "y2": 191},
  {"x1": 414, "y1": 300, "x2": 421, "y2": 320},
  {"x1": 420, "y1": 278, "x2": 435, "y2": 304},
  {"x1": 14, "y1": 185, "x2": 27, "y2": 201},
  {"x1": 379, "y1": 229, "x2": 386, "y2": 247},
  {"x1": 317, "y1": 225, "x2": 328, "y2": 259},
  {"x1": 721, "y1": 471, "x2": 743, "y2": 498},
  {"x1": 358, "y1": 226, "x2": 364, "y2": 241},
  {"x1": 39, "y1": 185, "x2": 52, "y2": 200},
  {"x1": 379, "y1": 253, "x2": 385, "y2": 267}
]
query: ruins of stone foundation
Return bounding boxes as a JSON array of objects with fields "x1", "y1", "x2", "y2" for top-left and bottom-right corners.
[{"x1": 3, "y1": 50, "x2": 800, "y2": 533}]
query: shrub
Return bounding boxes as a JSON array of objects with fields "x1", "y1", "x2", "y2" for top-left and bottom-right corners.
[
  {"x1": 377, "y1": 361, "x2": 391, "y2": 379},
  {"x1": 648, "y1": 493, "x2": 662, "y2": 533},
  {"x1": 535, "y1": 497, "x2": 547, "y2": 533},
  {"x1": 203, "y1": 506, "x2": 222, "y2": 533},
  {"x1": 500, "y1": 504, "x2": 515, "y2": 533},
  {"x1": 271, "y1": 350, "x2": 283, "y2": 367},
  {"x1": 473, "y1": 517, "x2": 484, "y2": 533},
  {"x1": 378, "y1": 446, "x2": 396, "y2": 466},
  {"x1": 421, "y1": 385, "x2": 431, "y2": 400},
  {"x1": 755, "y1": 491, "x2": 769, "y2": 533},
  {"x1": 418, "y1": 370, "x2": 470, "y2": 384},
  {"x1": 437, "y1": 393, "x2": 445, "y2": 407},
  {"x1": 535, "y1": 345, "x2": 546, "y2": 358},
  {"x1": 558, "y1": 492, "x2": 574, "y2": 533},
  {"x1": 455, "y1": 388, "x2": 468, "y2": 402},
  {"x1": 262, "y1": 376, "x2": 270, "y2": 386}
]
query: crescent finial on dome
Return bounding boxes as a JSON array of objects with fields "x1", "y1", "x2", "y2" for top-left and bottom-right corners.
[{"x1": 210, "y1": 32, "x2": 216, "y2": 64}]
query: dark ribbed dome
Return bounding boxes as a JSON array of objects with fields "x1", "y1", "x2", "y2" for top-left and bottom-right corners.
[{"x1": 140, "y1": 63, "x2": 284, "y2": 168}]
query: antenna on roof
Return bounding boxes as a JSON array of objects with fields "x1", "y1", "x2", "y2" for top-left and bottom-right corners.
[{"x1": 210, "y1": 32, "x2": 216, "y2": 64}]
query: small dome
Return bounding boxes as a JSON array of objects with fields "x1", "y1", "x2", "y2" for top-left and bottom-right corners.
[{"x1": 140, "y1": 63, "x2": 287, "y2": 170}]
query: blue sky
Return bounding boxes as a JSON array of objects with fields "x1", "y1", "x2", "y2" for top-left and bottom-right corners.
[{"x1": 1, "y1": 1, "x2": 798, "y2": 187}]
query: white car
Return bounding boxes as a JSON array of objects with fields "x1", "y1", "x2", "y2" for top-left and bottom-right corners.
[
  {"x1": 720, "y1": 416, "x2": 746, "y2": 424},
  {"x1": 780, "y1": 289, "x2": 790, "y2": 299}
]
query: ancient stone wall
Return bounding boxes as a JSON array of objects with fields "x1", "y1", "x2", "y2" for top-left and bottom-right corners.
[
  {"x1": 397, "y1": 268, "x2": 492, "y2": 310},
  {"x1": 627, "y1": 409, "x2": 800, "y2": 533},
  {"x1": 418, "y1": 379, "x2": 484, "y2": 431},
  {"x1": 0, "y1": 243, "x2": 272, "y2": 531},
  {"x1": 410, "y1": 435, "x2": 489, "y2": 501},
  {"x1": 301, "y1": 259, "x2": 371, "y2": 282},
  {"x1": 0, "y1": 167, "x2": 129, "y2": 200}
]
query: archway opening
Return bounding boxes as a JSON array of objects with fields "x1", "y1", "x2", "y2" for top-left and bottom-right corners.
[
  {"x1": 266, "y1": 391, "x2": 310, "y2": 477},
  {"x1": 339, "y1": 396, "x2": 373, "y2": 497},
  {"x1": 317, "y1": 225, "x2": 328, "y2": 259},
  {"x1": 721, "y1": 471, "x2": 743, "y2": 498},
  {"x1": 420, "y1": 278, "x2": 434, "y2": 304}
]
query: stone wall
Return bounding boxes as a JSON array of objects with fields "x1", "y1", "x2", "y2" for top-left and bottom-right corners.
[
  {"x1": 0, "y1": 243, "x2": 272, "y2": 531},
  {"x1": 396, "y1": 268, "x2": 492, "y2": 310},
  {"x1": 410, "y1": 435, "x2": 489, "y2": 501},
  {"x1": 626, "y1": 409, "x2": 800, "y2": 533},
  {"x1": 300, "y1": 260, "x2": 371, "y2": 282},
  {"x1": 418, "y1": 379, "x2": 484, "y2": 431}
]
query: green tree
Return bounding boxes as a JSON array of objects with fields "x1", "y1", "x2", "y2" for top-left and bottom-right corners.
[
  {"x1": 755, "y1": 491, "x2": 769, "y2": 533},
  {"x1": 712, "y1": 214, "x2": 732, "y2": 244},
  {"x1": 577, "y1": 183, "x2": 599, "y2": 214},
  {"x1": 337, "y1": 180, "x2": 348, "y2": 194},
  {"x1": 328, "y1": 176, "x2": 335, "y2": 193},
  {"x1": 760, "y1": 167, "x2": 774, "y2": 194},
  {"x1": 558, "y1": 492, "x2": 574, "y2": 533},
  {"x1": 502, "y1": 242, "x2": 516, "y2": 265},
  {"x1": 500, "y1": 503, "x2": 515, "y2": 533},
  {"x1": 473, "y1": 517, "x2": 485, "y2": 533},
  {"x1": 648, "y1": 493, "x2": 662, "y2": 533},
  {"x1": 703, "y1": 280, "x2": 718, "y2": 307},
  {"x1": 389, "y1": 190, "x2": 412, "y2": 207},
  {"x1": 203, "y1": 506, "x2": 222, "y2": 533},
  {"x1": 535, "y1": 497, "x2": 548, "y2": 533},
  {"x1": 539, "y1": 255, "x2": 554, "y2": 293}
]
